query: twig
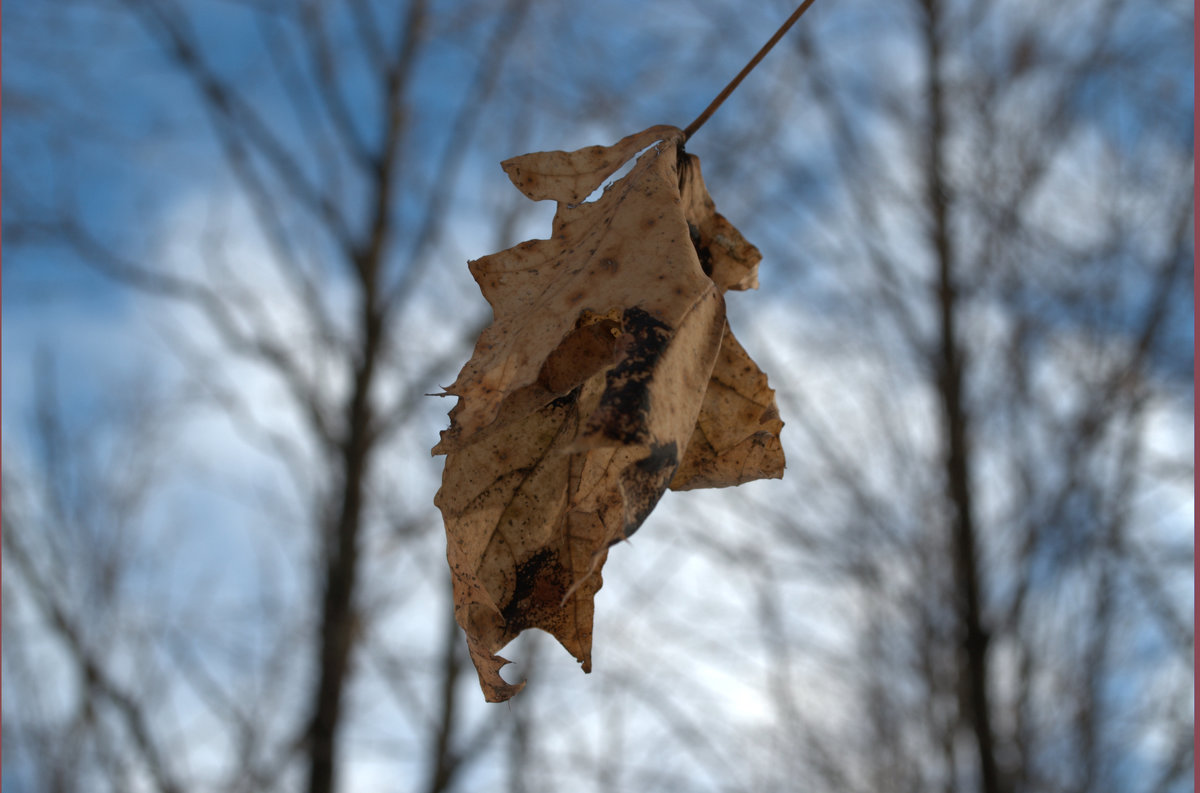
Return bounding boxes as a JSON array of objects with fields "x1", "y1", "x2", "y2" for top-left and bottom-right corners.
[{"x1": 682, "y1": 0, "x2": 820, "y2": 141}]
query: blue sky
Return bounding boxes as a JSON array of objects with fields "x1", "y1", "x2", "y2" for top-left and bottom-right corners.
[{"x1": 3, "y1": 1, "x2": 1193, "y2": 791}]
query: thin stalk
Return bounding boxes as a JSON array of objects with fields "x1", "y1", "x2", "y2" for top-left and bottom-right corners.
[{"x1": 682, "y1": 0, "x2": 820, "y2": 141}]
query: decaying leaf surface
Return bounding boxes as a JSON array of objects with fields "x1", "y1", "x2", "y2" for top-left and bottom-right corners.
[{"x1": 433, "y1": 125, "x2": 784, "y2": 702}]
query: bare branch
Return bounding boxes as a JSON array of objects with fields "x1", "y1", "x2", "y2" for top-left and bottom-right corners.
[{"x1": 2, "y1": 523, "x2": 183, "y2": 793}]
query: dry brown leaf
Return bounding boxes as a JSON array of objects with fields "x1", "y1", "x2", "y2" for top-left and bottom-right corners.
[{"x1": 432, "y1": 125, "x2": 784, "y2": 702}]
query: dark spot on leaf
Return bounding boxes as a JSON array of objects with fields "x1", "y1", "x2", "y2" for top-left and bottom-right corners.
[
  {"x1": 617, "y1": 441, "x2": 680, "y2": 540},
  {"x1": 587, "y1": 308, "x2": 671, "y2": 445},
  {"x1": 689, "y1": 222, "x2": 714, "y2": 277},
  {"x1": 637, "y1": 441, "x2": 679, "y2": 476},
  {"x1": 501, "y1": 549, "x2": 570, "y2": 632},
  {"x1": 548, "y1": 387, "x2": 580, "y2": 409}
]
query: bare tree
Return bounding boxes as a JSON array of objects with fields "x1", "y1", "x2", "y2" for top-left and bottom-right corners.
[
  {"x1": 5, "y1": 1, "x2": 537, "y2": 791},
  {"x1": 707, "y1": 0, "x2": 1194, "y2": 791},
  {"x1": 460, "y1": 1, "x2": 1192, "y2": 791}
]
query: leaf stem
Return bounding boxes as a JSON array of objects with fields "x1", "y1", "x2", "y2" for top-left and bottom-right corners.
[{"x1": 682, "y1": 0, "x2": 820, "y2": 142}]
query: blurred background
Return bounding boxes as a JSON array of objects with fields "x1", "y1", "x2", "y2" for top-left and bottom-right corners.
[{"x1": 2, "y1": 0, "x2": 1193, "y2": 792}]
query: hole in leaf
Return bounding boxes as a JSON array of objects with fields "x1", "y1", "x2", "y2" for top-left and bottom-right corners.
[{"x1": 571, "y1": 143, "x2": 660, "y2": 207}]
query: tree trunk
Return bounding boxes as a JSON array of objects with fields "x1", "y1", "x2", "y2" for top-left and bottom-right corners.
[
  {"x1": 920, "y1": 2, "x2": 1000, "y2": 792},
  {"x1": 307, "y1": 307, "x2": 384, "y2": 793}
]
